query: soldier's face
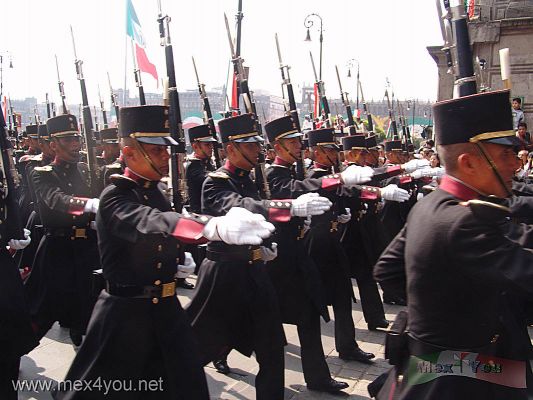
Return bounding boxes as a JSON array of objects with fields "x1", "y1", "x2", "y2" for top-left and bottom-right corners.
[
  {"x1": 344, "y1": 149, "x2": 366, "y2": 165},
  {"x1": 471, "y1": 143, "x2": 520, "y2": 197},
  {"x1": 193, "y1": 141, "x2": 214, "y2": 159},
  {"x1": 227, "y1": 142, "x2": 261, "y2": 170},
  {"x1": 52, "y1": 137, "x2": 81, "y2": 162},
  {"x1": 386, "y1": 151, "x2": 402, "y2": 164},
  {"x1": 315, "y1": 147, "x2": 338, "y2": 167},
  {"x1": 275, "y1": 137, "x2": 302, "y2": 161},
  {"x1": 103, "y1": 143, "x2": 120, "y2": 160}
]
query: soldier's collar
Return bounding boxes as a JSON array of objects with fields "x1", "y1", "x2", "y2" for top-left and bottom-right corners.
[
  {"x1": 53, "y1": 157, "x2": 77, "y2": 168},
  {"x1": 439, "y1": 175, "x2": 484, "y2": 201},
  {"x1": 313, "y1": 161, "x2": 331, "y2": 170},
  {"x1": 272, "y1": 156, "x2": 292, "y2": 168},
  {"x1": 124, "y1": 167, "x2": 159, "y2": 189},
  {"x1": 224, "y1": 160, "x2": 250, "y2": 177}
]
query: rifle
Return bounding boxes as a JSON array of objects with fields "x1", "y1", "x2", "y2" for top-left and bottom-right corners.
[
  {"x1": 309, "y1": 51, "x2": 331, "y2": 128},
  {"x1": 46, "y1": 93, "x2": 51, "y2": 119},
  {"x1": 192, "y1": 56, "x2": 221, "y2": 168},
  {"x1": 275, "y1": 33, "x2": 305, "y2": 180},
  {"x1": 384, "y1": 87, "x2": 398, "y2": 139},
  {"x1": 98, "y1": 85, "x2": 108, "y2": 128},
  {"x1": 70, "y1": 25, "x2": 98, "y2": 196},
  {"x1": 358, "y1": 79, "x2": 373, "y2": 132},
  {"x1": 335, "y1": 65, "x2": 356, "y2": 135},
  {"x1": 55, "y1": 55, "x2": 69, "y2": 114},
  {"x1": 131, "y1": 40, "x2": 146, "y2": 105},
  {"x1": 93, "y1": 106, "x2": 99, "y2": 132},
  {"x1": 107, "y1": 72, "x2": 120, "y2": 123},
  {"x1": 157, "y1": 0, "x2": 187, "y2": 208},
  {"x1": 224, "y1": 11, "x2": 270, "y2": 199},
  {"x1": 0, "y1": 110, "x2": 24, "y2": 240}
]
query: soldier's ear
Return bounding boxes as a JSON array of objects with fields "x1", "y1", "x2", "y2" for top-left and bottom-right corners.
[{"x1": 122, "y1": 145, "x2": 135, "y2": 159}]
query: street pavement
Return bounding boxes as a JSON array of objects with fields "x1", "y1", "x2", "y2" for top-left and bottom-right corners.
[{"x1": 18, "y1": 277, "x2": 402, "y2": 399}]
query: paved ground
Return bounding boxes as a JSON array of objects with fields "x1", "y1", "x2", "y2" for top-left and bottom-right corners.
[{"x1": 18, "y1": 277, "x2": 403, "y2": 399}]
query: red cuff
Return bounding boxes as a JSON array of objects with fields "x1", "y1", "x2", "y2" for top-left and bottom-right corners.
[
  {"x1": 269, "y1": 208, "x2": 291, "y2": 223},
  {"x1": 321, "y1": 177, "x2": 342, "y2": 190},
  {"x1": 399, "y1": 175, "x2": 413, "y2": 185},
  {"x1": 386, "y1": 165, "x2": 402, "y2": 176},
  {"x1": 172, "y1": 218, "x2": 209, "y2": 244},
  {"x1": 68, "y1": 197, "x2": 89, "y2": 216},
  {"x1": 360, "y1": 187, "x2": 379, "y2": 200}
]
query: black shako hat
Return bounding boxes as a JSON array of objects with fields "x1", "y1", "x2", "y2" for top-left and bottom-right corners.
[
  {"x1": 307, "y1": 128, "x2": 339, "y2": 149},
  {"x1": 46, "y1": 114, "x2": 80, "y2": 138},
  {"x1": 37, "y1": 124, "x2": 49, "y2": 140},
  {"x1": 365, "y1": 135, "x2": 379, "y2": 150},
  {"x1": 26, "y1": 124, "x2": 39, "y2": 138},
  {"x1": 100, "y1": 128, "x2": 119, "y2": 144},
  {"x1": 187, "y1": 124, "x2": 217, "y2": 143},
  {"x1": 434, "y1": 89, "x2": 520, "y2": 147},
  {"x1": 383, "y1": 139, "x2": 402, "y2": 152},
  {"x1": 342, "y1": 135, "x2": 367, "y2": 151},
  {"x1": 119, "y1": 105, "x2": 177, "y2": 146},
  {"x1": 218, "y1": 113, "x2": 263, "y2": 144},
  {"x1": 264, "y1": 115, "x2": 303, "y2": 143}
]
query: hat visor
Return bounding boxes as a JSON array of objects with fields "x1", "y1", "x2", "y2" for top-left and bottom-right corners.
[
  {"x1": 282, "y1": 132, "x2": 304, "y2": 139},
  {"x1": 233, "y1": 135, "x2": 264, "y2": 143},
  {"x1": 137, "y1": 136, "x2": 178, "y2": 146},
  {"x1": 103, "y1": 139, "x2": 119, "y2": 144},
  {"x1": 195, "y1": 137, "x2": 218, "y2": 143},
  {"x1": 320, "y1": 143, "x2": 339, "y2": 150},
  {"x1": 483, "y1": 135, "x2": 522, "y2": 147}
]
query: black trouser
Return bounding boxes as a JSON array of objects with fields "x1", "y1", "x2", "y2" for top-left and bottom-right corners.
[
  {"x1": 0, "y1": 356, "x2": 20, "y2": 400},
  {"x1": 331, "y1": 285, "x2": 359, "y2": 354},
  {"x1": 297, "y1": 316, "x2": 331, "y2": 385},
  {"x1": 352, "y1": 267, "x2": 386, "y2": 325},
  {"x1": 254, "y1": 343, "x2": 285, "y2": 400}
]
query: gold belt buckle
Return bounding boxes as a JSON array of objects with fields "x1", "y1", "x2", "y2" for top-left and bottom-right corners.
[
  {"x1": 251, "y1": 248, "x2": 262, "y2": 262},
  {"x1": 74, "y1": 228, "x2": 87, "y2": 239},
  {"x1": 330, "y1": 221, "x2": 339, "y2": 233},
  {"x1": 161, "y1": 281, "x2": 176, "y2": 298}
]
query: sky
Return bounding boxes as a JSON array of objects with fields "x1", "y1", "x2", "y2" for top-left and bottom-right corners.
[{"x1": 1, "y1": 0, "x2": 443, "y2": 107}]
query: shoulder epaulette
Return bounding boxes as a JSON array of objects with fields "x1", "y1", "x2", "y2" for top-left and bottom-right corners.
[
  {"x1": 208, "y1": 171, "x2": 230, "y2": 179},
  {"x1": 106, "y1": 162, "x2": 123, "y2": 170},
  {"x1": 312, "y1": 168, "x2": 328, "y2": 172},
  {"x1": 109, "y1": 174, "x2": 137, "y2": 189},
  {"x1": 461, "y1": 199, "x2": 511, "y2": 221},
  {"x1": 33, "y1": 165, "x2": 53, "y2": 172},
  {"x1": 271, "y1": 164, "x2": 289, "y2": 169}
]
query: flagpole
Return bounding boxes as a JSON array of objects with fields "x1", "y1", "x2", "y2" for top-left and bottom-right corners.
[{"x1": 123, "y1": 0, "x2": 128, "y2": 105}]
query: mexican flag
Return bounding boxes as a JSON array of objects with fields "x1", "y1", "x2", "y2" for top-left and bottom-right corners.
[{"x1": 126, "y1": 0, "x2": 158, "y2": 83}]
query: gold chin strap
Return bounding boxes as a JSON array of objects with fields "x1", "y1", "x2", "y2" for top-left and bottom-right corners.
[
  {"x1": 318, "y1": 146, "x2": 336, "y2": 172},
  {"x1": 132, "y1": 139, "x2": 164, "y2": 178},
  {"x1": 277, "y1": 139, "x2": 299, "y2": 163},
  {"x1": 473, "y1": 142, "x2": 513, "y2": 197},
  {"x1": 233, "y1": 142, "x2": 256, "y2": 170}
]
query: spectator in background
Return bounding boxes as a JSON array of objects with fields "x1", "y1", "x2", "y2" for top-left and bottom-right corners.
[
  {"x1": 516, "y1": 122, "x2": 531, "y2": 146},
  {"x1": 429, "y1": 153, "x2": 441, "y2": 168},
  {"x1": 512, "y1": 97, "x2": 525, "y2": 129},
  {"x1": 515, "y1": 149, "x2": 531, "y2": 180}
]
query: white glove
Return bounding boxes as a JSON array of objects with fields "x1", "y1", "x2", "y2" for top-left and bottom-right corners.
[
  {"x1": 84, "y1": 198, "x2": 100, "y2": 214},
  {"x1": 290, "y1": 192, "x2": 332, "y2": 217},
  {"x1": 261, "y1": 242, "x2": 278, "y2": 262},
  {"x1": 337, "y1": 208, "x2": 352, "y2": 224},
  {"x1": 402, "y1": 159, "x2": 430, "y2": 173},
  {"x1": 340, "y1": 165, "x2": 374, "y2": 187},
  {"x1": 8, "y1": 228, "x2": 31, "y2": 250},
  {"x1": 202, "y1": 207, "x2": 275, "y2": 245},
  {"x1": 411, "y1": 167, "x2": 445, "y2": 179},
  {"x1": 380, "y1": 184, "x2": 410, "y2": 202},
  {"x1": 175, "y1": 252, "x2": 196, "y2": 279}
]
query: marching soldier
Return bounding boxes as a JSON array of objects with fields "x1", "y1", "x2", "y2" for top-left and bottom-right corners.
[
  {"x1": 25, "y1": 114, "x2": 101, "y2": 346},
  {"x1": 97, "y1": 127, "x2": 123, "y2": 189},
  {"x1": 374, "y1": 90, "x2": 533, "y2": 399},
  {"x1": 54, "y1": 105, "x2": 275, "y2": 400},
  {"x1": 186, "y1": 113, "x2": 332, "y2": 400},
  {"x1": 265, "y1": 116, "x2": 386, "y2": 392},
  {"x1": 304, "y1": 127, "x2": 376, "y2": 363}
]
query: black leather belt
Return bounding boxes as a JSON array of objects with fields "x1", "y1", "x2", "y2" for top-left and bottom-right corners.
[
  {"x1": 407, "y1": 333, "x2": 499, "y2": 357},
  {"x1": 206, "y1": 246, "x2": 263, "y2": 264},
  {"x1": 45, "y1": 227, "x2": 94, "y2": 239},
  {"x1": 106, "y1": 280, "x2": 177, "y2": 299}
]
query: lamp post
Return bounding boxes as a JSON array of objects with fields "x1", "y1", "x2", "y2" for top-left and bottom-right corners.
[
  {"x1": 346, "y1": 59, "x2": 359, "y2": 110},
  {"x1": 304, "y1": 13, "x2": 323, "y2": 81},
  {"x1": 0, "y1": 52, "x2": 14, "y2": 104},
  {"x1": 406, "y1": 99, "x2": 417, "y2": 136}
]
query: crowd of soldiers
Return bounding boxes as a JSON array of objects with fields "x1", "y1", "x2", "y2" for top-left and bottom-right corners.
[{"x1": 2, "y1": 88, "x2": 533, "y2": 399}]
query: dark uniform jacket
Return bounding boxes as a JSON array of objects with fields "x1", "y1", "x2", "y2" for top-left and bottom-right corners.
[
  {"x1": 375, "y1": 176, "x2": 533, "y2": 399},
  {"x1": 54, "y1": 169, "x2": 210, "y2": 400},
  {"x1": 25, "y1": 160, "x2": 100, "y2": 334},
  {"x1": 186, "y1": 161, "x2": 289, "y2": 360},
  {"x1": 266, "y1": 158, "x2": 331, "y2": 323},
  {"x1": 186, "y1": 155, "x2": 215, "y2": 214}
]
